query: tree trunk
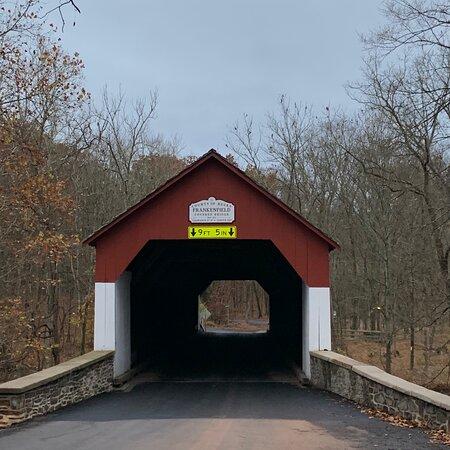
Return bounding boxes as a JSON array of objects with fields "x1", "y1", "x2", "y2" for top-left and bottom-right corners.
[
  {"x1": 409, "y1": 325, "x2": 415, "y2": 370},
  {"x1": 80, "y1": 297, "x2": 90, "y2": 354},
  {"x1": 423, "y1": 328, "x2": 430, "y2": 377},
  {"x1": 385, "y1": 334, "x2": 393, "y2": 374}
]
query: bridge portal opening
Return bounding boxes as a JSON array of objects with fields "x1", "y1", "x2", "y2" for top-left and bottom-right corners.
[
  {"x1": 198, "y1": 280, "x2": 269, "y2": 334},
  {"x1": 128, "y1": 240, "x2": 302, "y2": 379}
]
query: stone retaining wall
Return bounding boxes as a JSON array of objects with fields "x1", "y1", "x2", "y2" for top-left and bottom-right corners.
[
  {"x1": 310, "y1": 350, "x2": 449, "y2": 433},
  {"x1": 0, "y1": 351, "x2": 114, "y2": 428}
]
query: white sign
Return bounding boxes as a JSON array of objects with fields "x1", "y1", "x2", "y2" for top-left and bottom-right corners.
[{"x1": 189, "y1": 197, "x2": 235, "y2": 223}]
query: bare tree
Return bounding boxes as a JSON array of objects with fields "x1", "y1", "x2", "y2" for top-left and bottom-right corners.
[
  {"x1": 364, "y1": 0, "x2": 450, "y2": 52},
  {"x1": 351, "y1": 28, "x2": 450, "y2": 313},
  {"x1": 93, "y1": 88, "x2": 158, "y2": 207}
]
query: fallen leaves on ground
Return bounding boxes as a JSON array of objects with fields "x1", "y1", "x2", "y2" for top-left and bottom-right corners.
[{"x1": 360, "y1": 407, "x2": 450, "y2": 446}]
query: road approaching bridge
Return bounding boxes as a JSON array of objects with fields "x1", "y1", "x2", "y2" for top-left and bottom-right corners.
[{"x1": 0, "y1": 382, "x2": 444, "y2": 450}]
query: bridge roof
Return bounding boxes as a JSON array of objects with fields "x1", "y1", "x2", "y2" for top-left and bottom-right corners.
[{"x1": 84, "y1": 149, "x2": 338, "y2": 250}]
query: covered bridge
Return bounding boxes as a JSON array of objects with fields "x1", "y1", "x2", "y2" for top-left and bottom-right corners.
[{"x1": 84, "y1": 149, "x2": 338, "y2": 380}]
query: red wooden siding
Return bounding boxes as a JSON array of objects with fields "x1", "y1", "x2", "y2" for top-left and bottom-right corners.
[{"x1": 89, "y1": 152, "x2": 336, "y2": 287}]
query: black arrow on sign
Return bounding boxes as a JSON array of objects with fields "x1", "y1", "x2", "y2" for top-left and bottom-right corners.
[
  {"x1": 191, "y1": 228, "x2": 197, "y2": 237},
  {"x1": 228, "y1": 227, "x2": 234, "y2": 236}
]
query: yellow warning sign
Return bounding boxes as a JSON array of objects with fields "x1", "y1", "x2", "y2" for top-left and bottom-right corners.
[{"x1": 188, "y1": 226, "x2": 237, "y2": 239}]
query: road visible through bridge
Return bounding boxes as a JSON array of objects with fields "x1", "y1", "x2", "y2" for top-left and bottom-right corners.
[{"x1": 0, "y1": 382, "x2": 444, "y2": 450}]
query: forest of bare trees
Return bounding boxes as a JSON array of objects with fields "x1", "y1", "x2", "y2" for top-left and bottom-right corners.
[
  {"x1": 0, "y1": 0, "x2": 448, "y2": 391},
  {"x1": 200, "y1": 280, "x2": 269, "y2": 331}
]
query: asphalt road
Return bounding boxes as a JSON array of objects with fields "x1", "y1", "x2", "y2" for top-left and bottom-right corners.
[{"x1": 0, "y1": 382, "x2": 445, "y2": 450}]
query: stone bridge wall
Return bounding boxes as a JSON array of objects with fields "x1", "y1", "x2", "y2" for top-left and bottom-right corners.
[
  {"x1": 310, "y1": 350, "x2": 449, "y2": 433},
  {"x1": 0, "y1": 351, "x2": 114, "y2": 428}
]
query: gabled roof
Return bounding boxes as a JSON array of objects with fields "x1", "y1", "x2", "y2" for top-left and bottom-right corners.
[{"x1": 84, "y1": 149, "x2": 339, "y2": 250}]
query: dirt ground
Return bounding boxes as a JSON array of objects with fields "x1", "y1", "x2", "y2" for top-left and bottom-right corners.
[
  {"x1": 205, "y1": 318, "x2": 269, "y2": 333},
  {"x1": 340, "y1": 329, "x2": 450, "y2": 394}
]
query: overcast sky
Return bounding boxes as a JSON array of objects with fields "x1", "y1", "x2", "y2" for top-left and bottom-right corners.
[{"x1": 61, "y1": 1, "x2": 386, "y2": 155}]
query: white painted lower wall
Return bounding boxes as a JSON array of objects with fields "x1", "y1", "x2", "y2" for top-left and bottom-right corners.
[
  {"x1": 94, "y1": 272, "x2": 131, "y2": 378},
  {"x1": 94, "y1": 282, "x2": 115, "y2": 351},
  {"x1": 302, "y1": 283, "x2": 331, "y2": 378}
]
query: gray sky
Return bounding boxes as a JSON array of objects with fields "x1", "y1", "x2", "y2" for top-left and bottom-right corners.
[{"x1": 61, "y1": 1, "x2": 385, "y2": 155}]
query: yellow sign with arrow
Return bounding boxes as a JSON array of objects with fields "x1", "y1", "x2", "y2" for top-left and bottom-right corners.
[{"x1": 188, "y1": 226, "x2": 237, "y2": 239}]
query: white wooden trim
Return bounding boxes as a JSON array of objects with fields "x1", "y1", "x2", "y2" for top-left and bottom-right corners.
[
  {"x1": 114, "y1": 272, "x2": 131, "y2": 378},
  {"x1": 302, "y1": 284, "x2": 331, "y2": 378},
  {"x1": 94, "y1": 282, "x2": 115, "y2": 351},
  {"x1": 94, "y1": 272, "x2": 132, "y2": 378}
]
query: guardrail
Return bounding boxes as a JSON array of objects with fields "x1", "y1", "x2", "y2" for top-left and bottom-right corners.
[
  {"x1": 310, "y1": 350, "x2": 449, "y2": 433},
  {"x1": 0, "y1": 350, "x2": 114, "y2": 428},
  {"x1": 340, "y1": 329, "x2": 384, "y2": 341}
]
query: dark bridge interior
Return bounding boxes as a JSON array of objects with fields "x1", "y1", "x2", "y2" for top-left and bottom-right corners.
[{"x1": 128, "y1": 240, "x2": 302, "y2": 379}]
